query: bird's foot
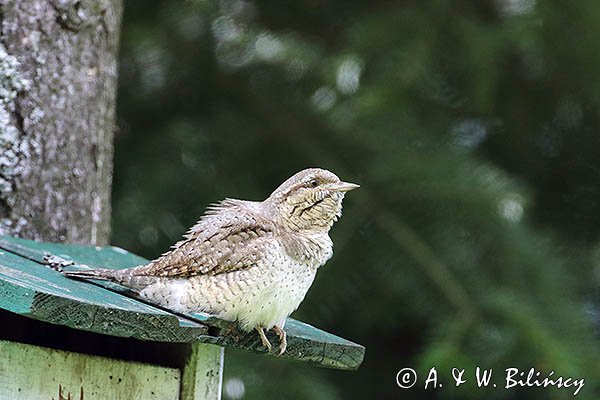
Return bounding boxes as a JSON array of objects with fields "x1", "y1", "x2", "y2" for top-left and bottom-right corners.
[
  {"x1": 272, "y1": 325, "x2": 287, "y2": 356},
  {"x1": 255, "y1": 327, "x2": 272, "y2": 353}
]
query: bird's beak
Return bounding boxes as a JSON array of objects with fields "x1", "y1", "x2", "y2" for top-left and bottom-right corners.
[{"x1": 331, "y1": 181, "x2": 360, "y2": 192}]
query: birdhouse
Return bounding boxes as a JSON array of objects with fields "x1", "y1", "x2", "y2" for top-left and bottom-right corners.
[{"x1": 0, "y1": 235, "x2": 365, "y2": 399}]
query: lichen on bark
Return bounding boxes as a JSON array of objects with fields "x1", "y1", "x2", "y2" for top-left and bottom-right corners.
[
  {"x1": 0, "y1": 0, "x2": 122, "y2": 245},
  {"x1": 0, "y1": 44, "x2": 31, "y2": 233}
]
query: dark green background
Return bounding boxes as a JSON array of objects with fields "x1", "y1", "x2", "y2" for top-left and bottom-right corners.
[{"x1": 112, "y1": 1, "x2": 600, "y2": 399}]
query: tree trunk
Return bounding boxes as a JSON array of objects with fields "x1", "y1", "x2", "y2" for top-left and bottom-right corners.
[{"x1": 0, "y1": 0, "x2": 122, "y2": 246}]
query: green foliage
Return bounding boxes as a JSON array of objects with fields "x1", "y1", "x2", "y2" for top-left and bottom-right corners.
[{"x1": 113, "y1": 1, "x2": 600, "y2": 398}]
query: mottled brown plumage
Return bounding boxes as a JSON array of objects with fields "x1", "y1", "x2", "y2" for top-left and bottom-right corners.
[{"x1": 64, "y1": 168, "x2": 358, "y2": 354}]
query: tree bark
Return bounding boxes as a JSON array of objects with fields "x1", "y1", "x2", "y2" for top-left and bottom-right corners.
[{"x1": 0, "y1": 0, "x2": 122, "y2": 246}]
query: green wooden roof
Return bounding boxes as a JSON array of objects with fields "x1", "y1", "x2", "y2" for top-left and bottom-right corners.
[{"x1": 0, "y1": 235, "x2": 364, "y2": 370}]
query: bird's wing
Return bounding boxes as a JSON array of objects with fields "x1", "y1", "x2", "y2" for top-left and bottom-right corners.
[{"x1": 133, "y1": 199, "x2": 278, "y2": 278}]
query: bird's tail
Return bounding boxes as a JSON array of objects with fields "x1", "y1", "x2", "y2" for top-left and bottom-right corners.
[
  {"x1": 62, "y1": 267, "x2": 154, "y2": 291},
  {"x1": 62, "y1": 268, "x2": 117, "y2": 281}
]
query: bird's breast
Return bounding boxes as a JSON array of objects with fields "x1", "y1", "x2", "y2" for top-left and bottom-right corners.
[
  {"x1": 283, "y1": 232, "x2": 334, "y2": 269},
  {"x1": 195, "y1": 249, "x2": 318, "y2": 331}
]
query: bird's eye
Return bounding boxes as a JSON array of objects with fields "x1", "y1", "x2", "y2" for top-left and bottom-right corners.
[{"x1": 308, "y1": 179, "x2": 319, "y2": 188}]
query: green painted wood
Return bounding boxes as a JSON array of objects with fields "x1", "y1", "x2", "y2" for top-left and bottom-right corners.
[
  {"x1": 181, "y1": 343, "x2": 224, "y2": 400},
  {"x1": 0, "y1": 235, "x2": 365, "y2": 370},
  {"x1": 0, "y1": 246, "x2": 208, "y2": 343},
  {"x1": 0, "y1": 340, "x2": 181, "y2": 399}
]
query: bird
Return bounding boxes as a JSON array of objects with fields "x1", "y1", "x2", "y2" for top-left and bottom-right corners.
[{"x1": 63, "y1": 168, "x2": 359, "y2": 355}]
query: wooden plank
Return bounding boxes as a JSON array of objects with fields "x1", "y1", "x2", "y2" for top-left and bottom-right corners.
[
  {"x1": 181, "y1": 343, "x2": 224, "y2": 400},
  {"x1": 0, "y1": 340, "x2": 181, "y2": 400},
  {"x1": 0, "y1": 235, "x2": 148, "y2": 271},
  {"x1": 0, "y1": 247, "x2": 208, "y2": 343},
  {"x1": 0, "y1": 235, "x2": 365, "y2": 370},
  {"x1": 195, "y1": 317, "x2": 365, "y2": 370}
]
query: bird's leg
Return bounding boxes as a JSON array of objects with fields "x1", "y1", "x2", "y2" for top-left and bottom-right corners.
[
  {"x1": 256, "y1": 327, "x2": 272, "y2": 353},
  {"x1": 272, "y1": 325, "x2": 287, "y2": 355}
]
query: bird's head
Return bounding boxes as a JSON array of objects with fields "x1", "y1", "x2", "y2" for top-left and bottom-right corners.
[{"x1": 266, "y1": 168, "x2": 359, "y2": 232}]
